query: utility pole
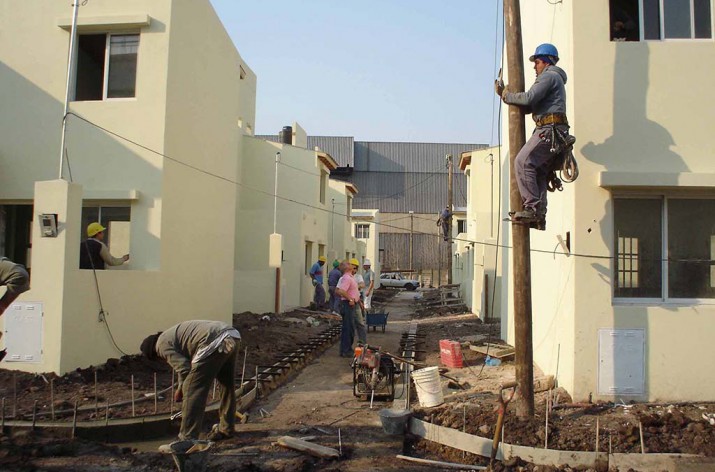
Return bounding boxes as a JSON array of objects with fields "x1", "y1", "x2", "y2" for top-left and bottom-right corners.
[
  {"x1": 59, "y1": 0, "x2": 80, "y2": 180},
  {"x1": 446, "y1": 154, "x2": 453, "y2": 284},
  {"x1": 409, "y1": 211, "x2": 414, "y2": 271},
  {"x1": 504, "y1": 0, "x2": 534, "y2": 417}
]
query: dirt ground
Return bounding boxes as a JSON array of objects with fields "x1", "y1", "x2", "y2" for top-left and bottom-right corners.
[
  {"x1": 1, "y1": 290, "x2": 714, "y2": 471},
  {"x1": 0, "y1": 309, "x2": 336, "y2": 424}
]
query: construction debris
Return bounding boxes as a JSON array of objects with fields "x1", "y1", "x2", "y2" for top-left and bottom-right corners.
[{"x1": 276, "y1": 436, "x2": 340, "y2": 459}]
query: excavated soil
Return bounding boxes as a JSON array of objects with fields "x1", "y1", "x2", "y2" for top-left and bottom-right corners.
[{"x1": 0, "y1": 309, "x2": 336, "y2": 423}]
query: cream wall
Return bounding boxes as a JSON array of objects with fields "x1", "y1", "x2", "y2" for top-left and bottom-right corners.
[
  {"x1": 235, "y1": 138, "x2": 364, "y2": 313},
  {"x1": 502, "y1": 0, "x2": 715, "y2": 401},
  {"x1": 352, "y1": 209, "x2": 381, "y2": 289},
  {"x1": 453, "y1": 147, "x2": 506, "y2": 320},
  {"x1": 0, "y1": 0, "x2": 254, "y2": 374}
]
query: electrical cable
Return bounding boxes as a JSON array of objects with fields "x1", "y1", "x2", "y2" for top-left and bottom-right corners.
[{"x1": 64, "y1": 112, "x2": 712, "y2": 265}]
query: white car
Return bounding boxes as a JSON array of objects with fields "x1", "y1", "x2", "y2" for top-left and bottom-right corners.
[{"x1": 379, "y1": 272, "x2": 420, "y2": 291}]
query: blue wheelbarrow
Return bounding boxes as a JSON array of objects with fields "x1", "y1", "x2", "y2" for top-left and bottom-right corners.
[{"x1": 366, "y1": 312, "x2": 389, "y2": 333}]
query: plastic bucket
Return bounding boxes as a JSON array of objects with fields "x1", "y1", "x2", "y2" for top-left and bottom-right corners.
[
  {"x1": 166, "y1": 440, "x2": 212, "y2": 472},
  {"x1": 378, "y1": 408, "x2": 412, "y2": 435},
  {"x1": 412, "y1": 366, "x2": 444, "y2": 407}
]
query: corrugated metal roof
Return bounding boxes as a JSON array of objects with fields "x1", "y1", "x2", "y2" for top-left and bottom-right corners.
[
  {"x1": 254, "y1": 135, "x2": 355, "y2": 166},
  {"x1": 354, "y1": 141, "x2": 486, "y2": 173},
  {"x1": 351, "y1": 171, "x2": 467, "y2": 214}
]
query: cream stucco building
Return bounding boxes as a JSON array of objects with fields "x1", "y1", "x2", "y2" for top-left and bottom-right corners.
[
  {"x1": 0, "y1": 0, "x2": 369, "y2": 374},
  {"x1": 456, "y1": 0, "x2": 715, "y2": 402}
]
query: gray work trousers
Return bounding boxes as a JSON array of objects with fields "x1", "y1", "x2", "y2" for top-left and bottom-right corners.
[
  {"x1": 179, "y1": 344, "x2": 238, "y2": 440},
  {"x1": 514, "y1": 126, "x2": 562, "y2": 213},
  {"x1": 354, "y1": 304, "x2": 367, "y2": 345}
]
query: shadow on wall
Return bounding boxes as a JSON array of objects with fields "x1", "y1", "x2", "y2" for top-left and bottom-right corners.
[{"x1": 583, "y1": 42, "x2": 687, "y2": 401}]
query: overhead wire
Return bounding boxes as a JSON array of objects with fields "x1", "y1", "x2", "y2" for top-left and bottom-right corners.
[{"x1": 65, "y1": 113, "x2": 707, "y2": 265}]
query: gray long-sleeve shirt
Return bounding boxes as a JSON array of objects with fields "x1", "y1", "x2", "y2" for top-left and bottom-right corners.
[
  {"x1": 156, "y1": 320, "x2": 240, "y2": 385},
  {"x1": 503, "y1": 65, "x2": 567, "y2": 119}
]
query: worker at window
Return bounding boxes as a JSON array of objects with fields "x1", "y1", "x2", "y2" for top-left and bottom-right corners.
[
  {"x1": 0, "y1": 257, "x2": 30, "y2": 362},
  {"x1": 437, "y1": 206, "x2": 452, "y2": 241},
  {"x1": 309, "y1": 255, "x2": 327, "y2": 310},
  {"x1": 141, "y1": 320, "x2": 241, "y2": 445},
  {"x1": 79, "y1": 222, "x2": 129, "y2": 270},
  {"x1": 496, "y1": 43, "x2": 569, "y2": 229}
]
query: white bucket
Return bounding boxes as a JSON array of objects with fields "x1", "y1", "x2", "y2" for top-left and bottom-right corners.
[{"x1": 412, "y1": 366, "x2": 444, "y2": 407}]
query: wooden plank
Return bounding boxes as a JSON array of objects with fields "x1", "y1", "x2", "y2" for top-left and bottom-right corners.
[
  {"x1": 276, "y1": 436, "x2": 340, "y2": 459},
  {"x1": 504, "y1": 444, "x2": 605, "y2": 469},
  {"x1": 408, "y1": 418, "x2": 499, "y2": 460},
  {"x1": 396, "y1": 454, "x2": 486, "y2": 470},
  {"x1": 610, "y1": 453, "x2": 715, "y2": 472},
  {"x1": 468, "y1": 345, "x2": 515, "y2": 359}
]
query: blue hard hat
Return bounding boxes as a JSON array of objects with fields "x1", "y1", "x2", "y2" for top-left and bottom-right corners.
[{"x1": 529, "y1": 43, "x2": 559, "y2": 63}]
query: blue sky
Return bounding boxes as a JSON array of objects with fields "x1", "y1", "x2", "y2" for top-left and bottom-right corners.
[{"x1": 210, "y1": 0, "x2": 503, "y2": 144}]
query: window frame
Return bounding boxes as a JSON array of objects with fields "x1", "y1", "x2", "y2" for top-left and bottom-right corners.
[
  {"x1": 355, "y1": 223, "x2": 370, "y2": 239},
  {"x1": 613, "y1": 193, "x2": 715, "y2": 306},
  {"x1": 638, "y1": 0, "x2": 714, "y2": 40},
  {"x1": 73, "y1": 31, "x2": 140, "y2": 102}
]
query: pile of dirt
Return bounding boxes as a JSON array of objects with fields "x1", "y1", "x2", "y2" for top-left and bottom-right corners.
[{"x1": 0, "y1": 309, "x2": 335, "y2": 423}]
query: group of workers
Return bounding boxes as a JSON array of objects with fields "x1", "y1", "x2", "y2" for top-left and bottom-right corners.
[
  {"x1": 309, "y1": 255, "x2": 374, "y2": 358},
  {"x1": 0, "y1": 41, "x2": 571, "y2": 450}
]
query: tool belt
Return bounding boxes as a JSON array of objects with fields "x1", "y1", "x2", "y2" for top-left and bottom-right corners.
[{"x1": 534, "y1": 113, "x2": 568, "y2": 127}]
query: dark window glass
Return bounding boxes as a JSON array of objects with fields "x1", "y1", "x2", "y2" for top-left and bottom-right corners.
[
  {"x1": 667, "y1": 199, "x2": 715, "y2": 298},
  {"x1": 107, "y1": 35, "x2": 139, "y2": 98},
  {"x1": 81, "y1": 206, "x2": 130, "y2": 247},
  {"x1": 694, "y1": 0, "x2": 713, "y2": 38},
  {"x1": 664, "y1": 0, "x2": 692, "y2": 38},
  {"x1": 643, "y1": 0, "x2": 662, "y2": 39},
  {"x1": 610, "y1": 0, "x2": 640, "y2": 41},
  {"x1": 614, "y1": 198, "x2": 662, "y2": 298},
  {"x1": 75, "y1": 34, "x2": 106, "y2": 101}
]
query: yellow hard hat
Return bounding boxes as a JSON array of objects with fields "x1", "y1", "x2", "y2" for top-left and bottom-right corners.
[
  {"x1": 349, "y1": 258, "x2": 360, "y2": 267},
  {"x1": 87, "y1": 222, "x2": 106, "y2": 237},
  {"x1": 318, "y1": 256, "x2": 327, "y2": 262}
]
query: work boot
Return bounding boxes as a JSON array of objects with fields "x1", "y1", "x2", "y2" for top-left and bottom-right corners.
[
  {"x1": 513, "y1": 207, "x2": 539, "y2": 222},
  {"x1": 530, "y1": 219, "x2": 546, "y2": 231},
  {"x1": 207, "y1": 424, "x2": 234, "y2": 441},
  {"x1": 0, "y1": 349, "x2": 6, "y2": 363}
]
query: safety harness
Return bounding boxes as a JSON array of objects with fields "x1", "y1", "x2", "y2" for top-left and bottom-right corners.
[{"x1": 535, "y1": 115, "x2": 579, "y2": 192}]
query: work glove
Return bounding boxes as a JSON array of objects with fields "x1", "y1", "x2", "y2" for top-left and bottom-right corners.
[
  {"x1": 174, "y1": 388, "x2": 183, "y2": 403},
  {"x1": 494, "y1": 79, "x2": 505, "y2": 97},
  {"x1": 218, "y1": 337, "x2": 236, "y2": 354},
  {"x1": 311, "y1": 279, "x2": 318, "y2": 287}
]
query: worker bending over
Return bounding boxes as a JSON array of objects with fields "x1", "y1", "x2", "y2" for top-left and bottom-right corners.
[
  {"x1": 141, "y1": 320, "x2": 241, "y2": 445},
  {"x1": 496, "y1": 43, "x2": 570, "y2": 230}
]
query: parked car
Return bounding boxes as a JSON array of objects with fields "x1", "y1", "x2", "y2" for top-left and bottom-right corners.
[{"x1": 379, "y1": 272, "x2": 419, "y2": 291}]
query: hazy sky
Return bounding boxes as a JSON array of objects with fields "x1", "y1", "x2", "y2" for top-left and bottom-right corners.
[{"x1": 210, "y1": 0, "x2": 503, "y2": 144}]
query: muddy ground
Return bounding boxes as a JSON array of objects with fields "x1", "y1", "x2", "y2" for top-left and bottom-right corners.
[
  {"x1": 0, "y1": 289, "x2": 714, "y2": 471},
  {"x1": 0, "y1": 309, "x2": 339, "y2": 423}
]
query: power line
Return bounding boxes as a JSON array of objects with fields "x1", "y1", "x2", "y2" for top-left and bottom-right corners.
[{"x1": 65, "y1": 112, "x2": 710, "y2": 264}]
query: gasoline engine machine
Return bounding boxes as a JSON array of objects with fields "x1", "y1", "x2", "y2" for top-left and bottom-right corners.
[{"x1": 352, "y1": 344, "x2": 399, "y2": 402}]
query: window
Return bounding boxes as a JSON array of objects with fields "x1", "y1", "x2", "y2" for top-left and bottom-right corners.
[
  {"x1": 457, "y1": 219, "x2": 467, "y2": 234},
  {"x1": 355, "y1": 223, "x2": 370, "y2": 239},
  {"x1": 610, "y1": 0, "x2": 712, "y2": 41},
  {"x1": 304, "y1": 241, "x2": 313, "y2": 275},
  {"x1": 81, "y1": 205, "x2": 130, "y2": 248},
  {"x1": 613, "y1": 197, "x2": 715, "y2": 300},
  {"x1": 319, "y1": 170, "x2": 327, "y2": 205},
  {"x1": 75, "y1": 33, "x2": 139, "y2": 101},
  {"x1": 318, "y1": 244, "x2": 326, "y2": 259}
]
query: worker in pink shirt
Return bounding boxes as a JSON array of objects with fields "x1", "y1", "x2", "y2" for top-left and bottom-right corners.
[{"x1": 335, "y1": 259, "x2": 361, "y2": 357}]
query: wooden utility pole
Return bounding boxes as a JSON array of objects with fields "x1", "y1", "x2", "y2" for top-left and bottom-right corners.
[
  {"x1": 504, "y1": 0, "x2": 534, "y2": 417},
  {"x1": 409, "y1": 211, "x2": 414, "y2": 271},
  {"x1": 447, "y1": 154, "x2": 453, "y2": 284}
]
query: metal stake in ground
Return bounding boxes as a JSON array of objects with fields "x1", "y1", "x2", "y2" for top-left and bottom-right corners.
[
  {"x1": 154, "y1": 373, "x2": 158, "y2": 413},
  {"x1": 71, "y1": 400, "x2": 78, "y2": 439},
  {"x1": 131, "y1": 374, "x2": 135, "y2": 417},
  {"x1": 170, "y1": 370, "x2": 175, "y2": 415},
  {"x1": 32, "y1": 400, "x2": 38, "y2": 429},
  {"x1": 50, "y1": 379, "x2": 55, "y2": 420},
  {"x1": 95, "y1": 371, "x2": 99, "y2": 417}
]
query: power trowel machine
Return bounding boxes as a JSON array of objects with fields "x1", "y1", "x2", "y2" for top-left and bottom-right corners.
[{"x1": 352, "y1": 344, "x2": 399, "y2": 404}]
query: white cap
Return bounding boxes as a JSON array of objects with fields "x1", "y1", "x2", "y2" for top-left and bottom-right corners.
[{"x1": 363, "y1": 258, "x2": 371, "y2": 266}]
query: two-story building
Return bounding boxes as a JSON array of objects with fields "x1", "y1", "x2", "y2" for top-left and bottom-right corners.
[{"x1": 457, "y1": 0, "x2": 715, "y2": 402}]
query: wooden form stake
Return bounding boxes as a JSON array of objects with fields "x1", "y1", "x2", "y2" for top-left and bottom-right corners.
[
  {"x1": 504, "y1": 0, "x2": 535, "y2": 418},
  {"x1": 71, "y1": 400, "x2": 78, "y2": 439},
  {"x1": 131, "y1": 375, "x2": 135, "y2": 417},
  {"x1": 13, "y1": 373, "x2": 17, "y2": 419},
  {"x1": 241, "y1": 348, "x2": 248, "y2": 387},
  {"x1": 544, "y1": 394, "x2": 549, "y2": 448},
  {"x1": 154, "y1": 373, "x2": 158, "y2": 414},
  {"x1": 212, "y1": 379, "x2": 217, "y2": 401},
  {"x1": 32, "y1": 400, "x2": 38, "y2": 429},
  {"x1": 595, "y1": 418, "x2": 599, "y2": 452},
  {"x1": 639, "y1": 421, "x2": 646, "y2": 453},
  {"x1": 50, "y1": 379, "x2": 55, "y2": 420},
  {"x1": 94, "y1": 371, "x2": 99, "y2": 417}
]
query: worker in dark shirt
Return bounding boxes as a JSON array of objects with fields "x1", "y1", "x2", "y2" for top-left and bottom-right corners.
[{"x1": 79, "y1": 222, "x2": 129, "y2": 270}]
